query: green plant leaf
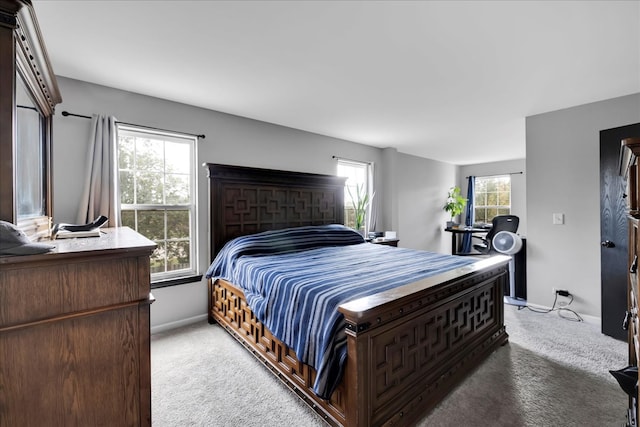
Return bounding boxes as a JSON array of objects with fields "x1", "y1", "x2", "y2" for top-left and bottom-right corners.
[
  {"x1": 347, "y1": 183, "x2": 370, "y2": 229},
  {"x1": 443, "y1": 186, "x2": 467, "y2": 219}
]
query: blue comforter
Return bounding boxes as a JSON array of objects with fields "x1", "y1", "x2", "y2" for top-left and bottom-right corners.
[{"x1": 205, "y1": 224, "x2": 475, "y2": 398}]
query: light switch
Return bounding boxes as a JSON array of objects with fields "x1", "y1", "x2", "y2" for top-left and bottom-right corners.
[{"x1": 552, "y1": 213, "x2": 564, "y2": 225}]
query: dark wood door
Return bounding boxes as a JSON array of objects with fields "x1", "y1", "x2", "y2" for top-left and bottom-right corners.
[{"x1": 600, "y1": 123, "x2": 640, "y2": 340}]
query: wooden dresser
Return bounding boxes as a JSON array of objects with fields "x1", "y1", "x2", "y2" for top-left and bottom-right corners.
[
  {"x1": 0, "y1": 227, "x2": 155, "y2": 426},
  {"x1": 620, "y1": 137, "x2": 640, "y2": 426}
]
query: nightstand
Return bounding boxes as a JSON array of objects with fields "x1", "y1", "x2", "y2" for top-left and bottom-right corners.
[{"x1": 367, "y1": 238, "x2": 399, "y2": 247}]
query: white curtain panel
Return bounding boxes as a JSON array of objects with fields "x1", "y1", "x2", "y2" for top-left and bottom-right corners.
[
  {"x1": 76, "y1": 115, "x2": 120, "y2": 227},
  {"x1": 366, "y1": 162, "x2": 377, "y2": 232}
]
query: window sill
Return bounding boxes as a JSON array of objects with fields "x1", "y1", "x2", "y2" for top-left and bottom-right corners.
[{"x1": 151, "y1": 274, "x2": 203, "y2": 289}]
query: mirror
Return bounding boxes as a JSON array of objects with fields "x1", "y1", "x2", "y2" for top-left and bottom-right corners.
[
  {"x1": 0, "y1": 0, "x2": 61, "y2": 238},
  {"x1": 15, "y1": 72, "x2": 45, "y2": 219}
]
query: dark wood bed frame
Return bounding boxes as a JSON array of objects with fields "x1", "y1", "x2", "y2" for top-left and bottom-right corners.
[{"x1": 205, "y1": 163, "x2": 510, "y2": 427}]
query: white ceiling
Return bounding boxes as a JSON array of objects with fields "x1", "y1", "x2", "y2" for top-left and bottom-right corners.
[{"x1": 32, "y1": 1, "x2": 640, "y2": 165}]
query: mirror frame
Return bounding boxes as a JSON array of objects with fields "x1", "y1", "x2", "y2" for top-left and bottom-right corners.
[{"x1": 0, "y1": 0, "x2": 61, "y2": 239}]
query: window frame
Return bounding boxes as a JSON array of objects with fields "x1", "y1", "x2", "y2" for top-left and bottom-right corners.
[
  {"x1": 473, "y1": 174, "x2": 512, "y2": 224},
  {"x1": 116, "y1": 124, "x2": 200, "y2": 288},
  {"x1": 337, "y1": 159, "x2": 372, "y2": 232}
]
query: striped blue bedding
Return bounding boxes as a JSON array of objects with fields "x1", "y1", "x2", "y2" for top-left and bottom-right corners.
[{"x1": 205, "y1": 224, "x2": 475, "y2": 399}]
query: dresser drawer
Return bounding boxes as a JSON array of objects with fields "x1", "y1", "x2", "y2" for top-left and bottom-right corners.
[
  {"x1": 0, "y1": 305, "x2": 144, "y2": 426},
  {"x1": 0, "y1": 233, "x2": 154, "y2": 329},
  {"x1": 0, "y1": 254, "x2": 150, "y2": 327}
]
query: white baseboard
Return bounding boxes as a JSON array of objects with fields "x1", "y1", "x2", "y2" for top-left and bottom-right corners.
[
  {"x1": 523, "y1": 302, "x2": 600, "y2": 325},
  {"x1": 151, "y1": 314, "x2": 209, "y2": 335}
]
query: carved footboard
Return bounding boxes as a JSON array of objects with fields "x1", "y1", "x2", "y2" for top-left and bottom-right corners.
[
  {"x1": 208, "y1": 256, "x2": 509, "y2": 427},
  {"x1": 210, "y1": 278, "x2": 348, "y2": 426},
  {"x1": 339, "y1": 256, "x2": 509, "y2": 426}
]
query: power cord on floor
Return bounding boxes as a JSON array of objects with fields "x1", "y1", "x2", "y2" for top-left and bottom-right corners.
[{"x1": 519, "y1": 293, "x2": 584, "y2": 322}]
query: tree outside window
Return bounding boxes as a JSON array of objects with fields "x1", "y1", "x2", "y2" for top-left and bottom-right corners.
[
  {"x1": 117, "y1": 126, "x2": 197, "y2": 282},
  {"x1": 474, "y1": 175, "x2": 511, "y2": 223}
]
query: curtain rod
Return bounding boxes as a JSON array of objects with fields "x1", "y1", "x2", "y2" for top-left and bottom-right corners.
[
  {"x1": 465, "y1": 171, "x2": 523, "y2": 179},
  {"x1": 332, "y1": 155, "x2": 372, "y2": 165},
  {"x1": 61, "y1": 111, "x2": 205, "y2": 139}
]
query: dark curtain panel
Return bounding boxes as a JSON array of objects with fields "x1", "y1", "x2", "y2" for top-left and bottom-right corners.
[{"x1": 461, "y1": 176, "x2": 475, "y2": 253}]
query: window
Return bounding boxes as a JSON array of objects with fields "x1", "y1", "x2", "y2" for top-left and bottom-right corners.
[
  {"x1": 474, "y1": 175, "x2": 511, "y2": 223},
  {"x1": 117, "y1": 125, "x2": 198, "y2": 285},
  {"x1": 337, "y1": 159, "x2": 371, "y2": 231}
]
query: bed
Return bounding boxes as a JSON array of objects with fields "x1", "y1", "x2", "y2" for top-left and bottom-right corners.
[{"x1": 205, "y1": 163, "x2": 510, "y2": 427}]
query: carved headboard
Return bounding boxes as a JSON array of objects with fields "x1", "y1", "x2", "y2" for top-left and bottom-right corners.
[{"x1": 205, "y1": 163, "x2": 347, "y2": 260}]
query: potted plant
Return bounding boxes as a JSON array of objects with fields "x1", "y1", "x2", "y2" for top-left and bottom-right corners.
[
  {"x1": 444, "y1": 186, "x2": 467, "y2": 228},
  {"x1": 347, "y1": 184, "x2": 370, "y2": 234}
]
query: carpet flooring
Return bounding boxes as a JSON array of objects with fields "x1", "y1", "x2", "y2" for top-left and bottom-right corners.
[{"x1": 151, "y1": 304, "x2": 629, "y2": 426}]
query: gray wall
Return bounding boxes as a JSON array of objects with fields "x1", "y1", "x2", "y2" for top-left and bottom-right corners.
[
  {"x1": 395, "y1": 152, "x2": 457, "y2": 254},
  {"x1": 526, "y1": 93, "x2": 640, "y2": 320},
  {"x1": 52, "y1": 77, "x2": 456, "y2": 332},
  {"x1": 53, "y1": 77, "x2": 639, "y2": 329}
]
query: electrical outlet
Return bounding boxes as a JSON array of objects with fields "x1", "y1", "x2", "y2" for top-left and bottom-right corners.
[{"x1": 554, "y1": 289, "x2": 571, "y2": 297}]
